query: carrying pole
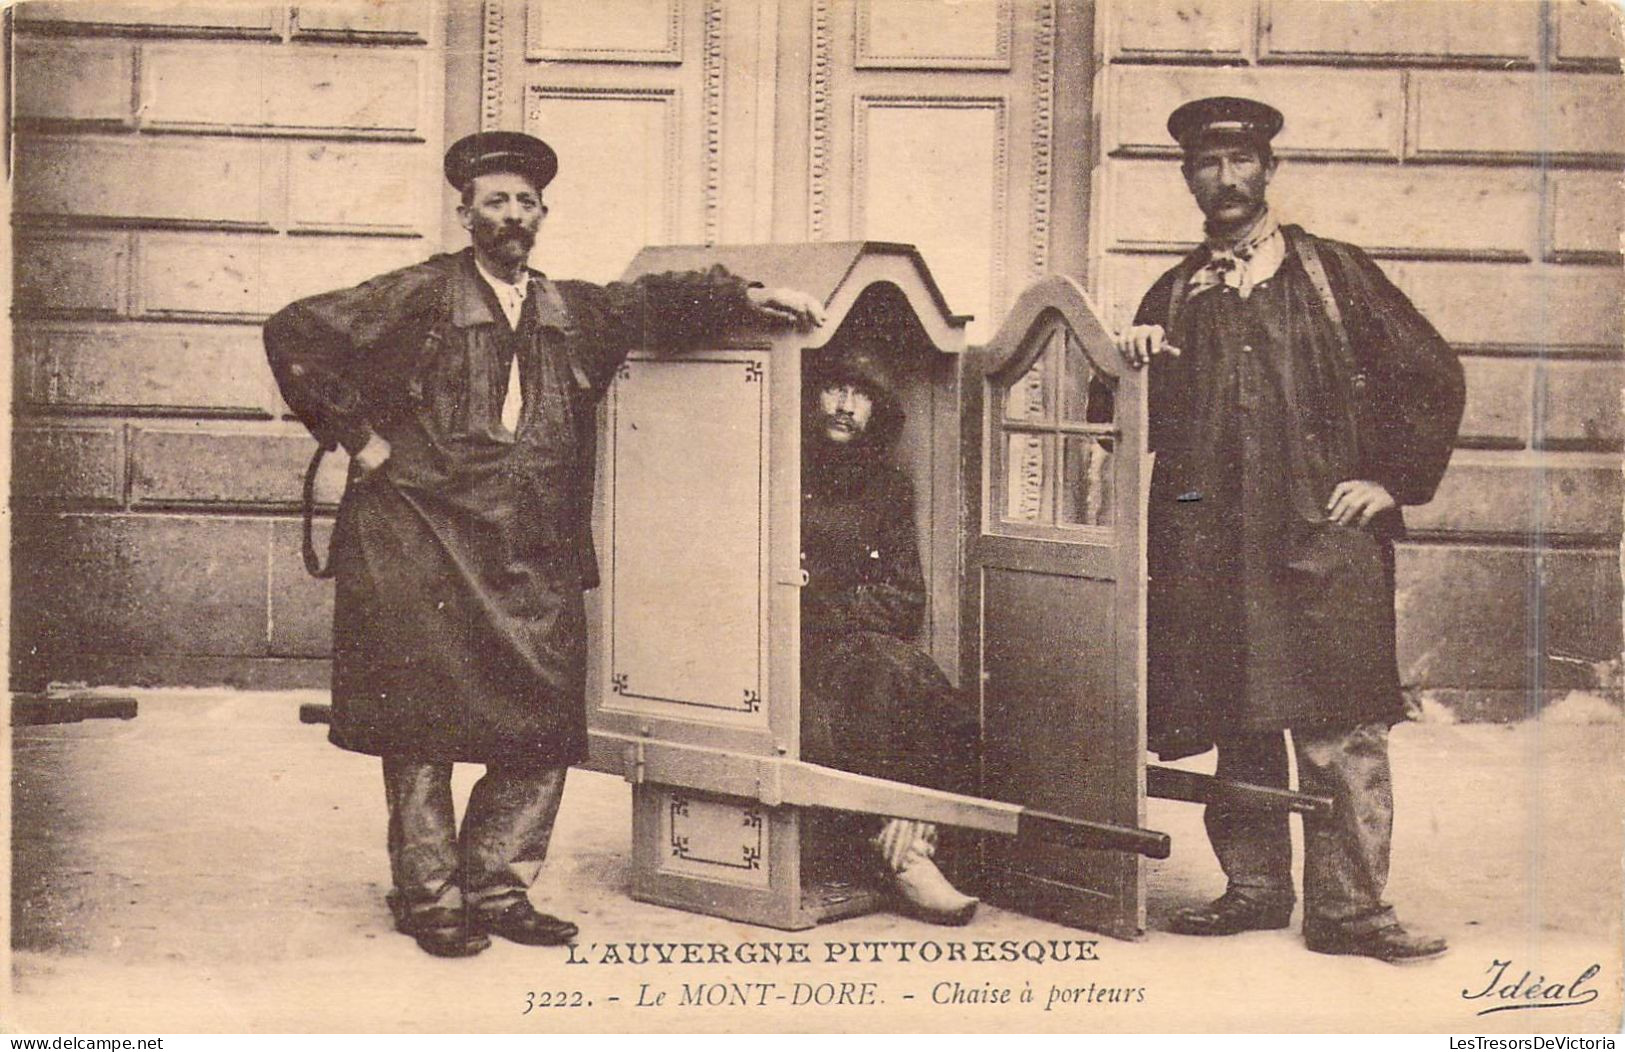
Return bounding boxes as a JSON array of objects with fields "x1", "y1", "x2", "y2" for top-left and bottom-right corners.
[
  {"x1": 1146, "y1": 765, "x2": 1334, "y2": 817},
  {"x1": 584, "y1": 730, "x2": 1172, "y2": 860}
]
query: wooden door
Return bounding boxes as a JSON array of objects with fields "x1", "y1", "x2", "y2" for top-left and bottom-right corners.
[
  {"x1": 963, "y1": 276, "x2": 1150, "y2": 939},
  {"x1": 475, "y1": 0, "x2": 1094, "y2": 323},
  {"x1": 791, "y1": 0, "x2": 1091, "y2": 345}
]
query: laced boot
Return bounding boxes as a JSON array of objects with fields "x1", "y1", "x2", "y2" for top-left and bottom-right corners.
[{"x1": 873, "y1": 819, "x2": 978, "y2": 926}]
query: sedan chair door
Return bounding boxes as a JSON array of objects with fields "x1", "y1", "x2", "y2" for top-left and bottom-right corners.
[{"x1": 963, "y1": 276, "x2": 1151, "y2": 940}]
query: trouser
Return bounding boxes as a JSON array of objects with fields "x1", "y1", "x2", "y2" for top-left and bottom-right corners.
[
  {"x1": 1204, "y1": 722, "x2": 1399, "y2": 935},
  {"x1": 382, "y1": 757, "x2": 567, "y2": 921}
]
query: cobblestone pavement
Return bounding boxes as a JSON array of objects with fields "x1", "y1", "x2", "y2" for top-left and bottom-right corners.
[{"x1": 8, "y1": 691, "x2": 1622, "y2": 1033}]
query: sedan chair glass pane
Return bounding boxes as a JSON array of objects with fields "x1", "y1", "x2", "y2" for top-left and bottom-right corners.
[
  {"x1": 1062, "y1": 332, "x2": 1115, "y2": 426},
  {"x1": 1059, "y1": 434, "x2": 1114, "y2": 526},
  {"x1": 1003, "y1": 431, "x2": 1053, "y2": 523},
  {"x1": 1003, "y1": 329, "x2": 1058, "y2": 423}
]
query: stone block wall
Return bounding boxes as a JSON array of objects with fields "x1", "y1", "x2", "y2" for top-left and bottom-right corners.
[
  {"x1": 11, "y1": 0, "x2": 445, "y2": 688},
  {"x1": 11, "y1": 0, "x2": 1622, "y2": 710},
  {"x1": 1093, "y1": 0, "x2": 1625, "y2": 707}
]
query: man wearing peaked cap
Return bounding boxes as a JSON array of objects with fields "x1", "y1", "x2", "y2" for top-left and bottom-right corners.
[
  {"x1": 1115, "y1": 98, "x2": 1465, "y2": 962},
  {"x1": 265, "y1": 131, "x2": 824, "y2": 958}
]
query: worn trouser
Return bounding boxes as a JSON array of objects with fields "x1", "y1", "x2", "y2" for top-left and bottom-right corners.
[
  {"x1": 382, "y1": 757, "x2": 567, "y2": 922},
  {"x1": 1204, "y1": 722, "x2": 1399, "y2": 935}
]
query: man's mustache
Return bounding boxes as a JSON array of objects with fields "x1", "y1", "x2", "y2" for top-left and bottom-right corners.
[{"x1": 1214, "y1": 192, "x2": 1254, "y2": 207}]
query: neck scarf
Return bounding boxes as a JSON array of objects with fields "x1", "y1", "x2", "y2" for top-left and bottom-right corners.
[
  {"x1": 1187, "y1": 206, "x2": 1284, "y2": 301},
  {"x1": 474, "y1": 257, "x2": 530, "y2": 329}
]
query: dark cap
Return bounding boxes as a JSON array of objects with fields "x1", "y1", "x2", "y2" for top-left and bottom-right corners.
[
  {"x1": 1167, "y1": 96, "x2": 1284, "y2": 151},
  {"x1": 444, "y1": 131, "x2": 559, "y2": 193}
]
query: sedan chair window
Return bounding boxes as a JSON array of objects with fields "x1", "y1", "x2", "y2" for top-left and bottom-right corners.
[{"x1": 998, "y1": 318, "x2": 1117, "y2": 530}]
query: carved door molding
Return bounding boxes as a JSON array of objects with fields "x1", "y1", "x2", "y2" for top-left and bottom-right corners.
[{"x1": 477, "y1": 0, "x2": 1091, "y2": 334}]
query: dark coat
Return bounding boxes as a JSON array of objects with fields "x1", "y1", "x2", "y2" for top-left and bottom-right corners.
[
  {"x1": 798, "y1": 436, "x2": 977, "y2": 795},
  {"x1": 264, "y1": 248, "x2": 753, "y2": 765},
  {"x1": 1135, "y1": 227, "x2": 1465, "y2": 759}
]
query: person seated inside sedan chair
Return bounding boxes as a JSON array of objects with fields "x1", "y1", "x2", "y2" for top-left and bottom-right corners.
[{"x1": 799, "y1": 347, "x2": 981, "y2": 926}]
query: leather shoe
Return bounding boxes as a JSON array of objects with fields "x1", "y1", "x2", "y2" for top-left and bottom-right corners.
[
  {"x1": 473, "y1": 901, "x2": 579, "y2": 946},
  {"x1": 1167, "y1": 891, "x2": 1294, "y2": 936},
  {"x1": 1305, "y1": 923, "x2": 1449, "y2": 963},
  {"x1": 399, "y1": 906, "x2": 491, "y2": 959}
]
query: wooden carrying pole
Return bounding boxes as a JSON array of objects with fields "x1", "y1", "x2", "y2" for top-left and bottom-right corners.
[
  {"x1": 1147, "y1": 765, "x2": 1334, "y2": 817},
  {"x1": 296, "y1": 706, "x2": 1326, "y2": 848},
  {"x1": 583, "y1": 730, "x2": 1172, "y2": 860}
]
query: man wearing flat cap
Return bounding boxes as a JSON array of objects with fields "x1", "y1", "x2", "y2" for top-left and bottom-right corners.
[
  {"x1": 1115, "y1": 97, "x2": 1465, "y2": 962},
  {"x1": 265, "y1": 131, "x2": 823, "y2": 958}
]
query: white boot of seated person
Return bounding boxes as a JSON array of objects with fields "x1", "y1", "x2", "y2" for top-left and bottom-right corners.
[{"x1": 873, "y1": 819, "x2": 978, "y2": 925}]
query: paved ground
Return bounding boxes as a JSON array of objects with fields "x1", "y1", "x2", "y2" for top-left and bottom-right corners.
[{"x1": 7, "y1": 690, "x2": 1623, "y2": 1034}]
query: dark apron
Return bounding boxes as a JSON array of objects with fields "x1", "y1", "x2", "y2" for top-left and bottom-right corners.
[{"x1": 327, "y1": 279, "x2": 592, "y2": 768}]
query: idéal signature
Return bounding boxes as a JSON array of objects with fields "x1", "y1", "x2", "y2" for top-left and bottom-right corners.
[{"x1": 1461, "y1": 960, "x2": 1602, "y2": 1017}]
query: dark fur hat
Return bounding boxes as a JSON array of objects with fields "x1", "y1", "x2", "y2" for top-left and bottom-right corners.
[{"x1": 808, "y1": 346, "x2": 905, "y2": 446}]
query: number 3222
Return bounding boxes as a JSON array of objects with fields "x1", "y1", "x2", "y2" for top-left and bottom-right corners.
[{"x1": 523, "y1": 990, "x2": 589, "y2": 1013}]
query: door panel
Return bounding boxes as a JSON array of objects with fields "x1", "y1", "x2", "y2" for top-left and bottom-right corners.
[
  {"x1": 983, "y1": 568, "x2": 1118, "y2": 819},
  {"x1": 605, "y1": 355, "x2": 768, "y2": 722},
  {"x1": 527, "y1": 89, "x2": 682, "y2": 282},
  {"x1": 966, "y1": 276, "x2": 1148, "y2": 939},
  {"x1": 592, "y1": 349, "x2": 789, "y2": 760},
  {"x1": 808, "y1": 0, "x2": 1066, "y2": 344}
]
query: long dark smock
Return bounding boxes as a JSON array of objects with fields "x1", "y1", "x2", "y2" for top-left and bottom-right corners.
[
  {"x1": 1135, "y1": 227, "x2": 1464, "y2": 760},
  {"x1": 265, "y1": 248, "x2": 753, "y2": 767},
  {"x1": 798, "y1": 440, "x2": 977, "y2": 796}
]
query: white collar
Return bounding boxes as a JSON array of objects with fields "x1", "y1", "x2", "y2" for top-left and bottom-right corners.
[{"x1": 473, "y1": 256, "x2": 529, "y2": 298}]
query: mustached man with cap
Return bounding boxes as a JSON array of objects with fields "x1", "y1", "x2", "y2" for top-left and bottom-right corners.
[
  {"x1": 1115, "y1": 98, "x2": 1464, "y2": 962},
  {"x1": 265, "y1": 132, "x2": 823, "y2": 958}
]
